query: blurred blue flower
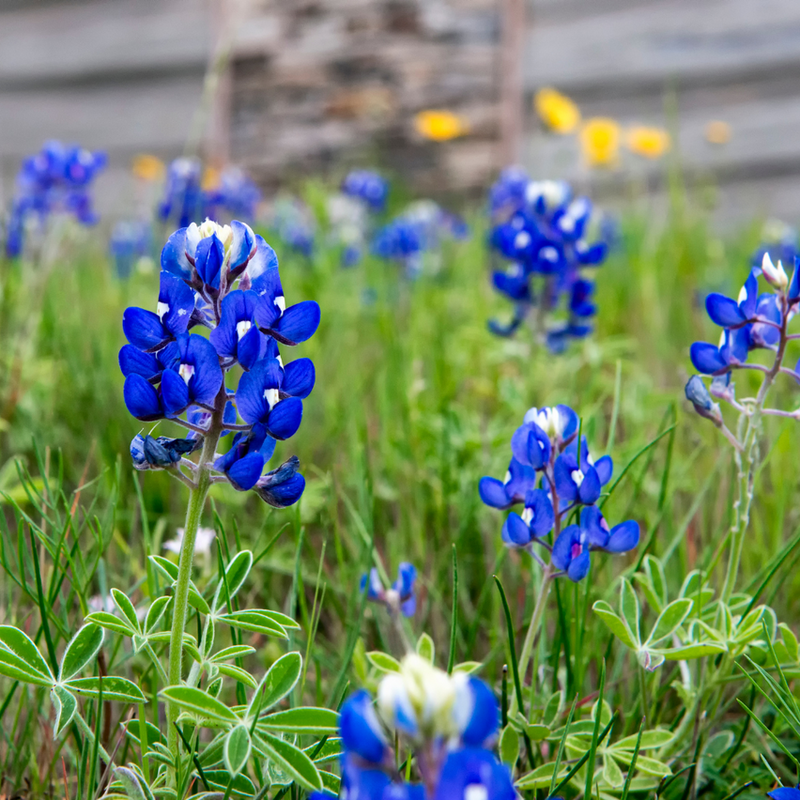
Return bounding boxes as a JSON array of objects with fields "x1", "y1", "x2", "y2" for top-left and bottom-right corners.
[
  {"x1": 158, "y1": 158, "x2": 203, "y2": 228},
  {"x1": 204, "y1": 167, "x2": 261, "y2": 222},
  {"x1": 110, "y1": 220, "x2": 153, "y2": 279},
  {"x1": 361, "y1": 562, "x2": 417, "y2": 617},
  {"x1": 342, "y1": 170, "x2": 389, "y2": 212},
  {"x1": 272, "y1": 196, "x2": 315, "y2": 257}
]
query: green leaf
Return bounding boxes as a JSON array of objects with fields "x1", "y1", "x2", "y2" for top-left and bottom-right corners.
[
  {"x1": 202, "y1": 769, "x2": 256, "y2": 796},
  {"x1": 218, "y1": 610, "x2": 287, "y2": 638},
  {"x1": 592, "y1": 601, "x2": 636, "y2": 649},
  {"x1": 148, "y1": 555, "x2": 179, "y2": 582},
  {"x1": 188, "y1": 586, "x2": 211, "y2": 616},
  {"x1": 161, "y1": 685, "x2": 239, "y2": 724},
  {"x1": 113, "y1": 766, "x2": 154, "y2": 800},
  {"x1": 66, "y1": 676, "x2": 146, "y2": 704},
  {"x1": 416, "y1": 633, "x2": 435, "y2": 663},
  {"x1": 0, "y1": 645, "x2": 54, "y2": 686},
  {"x1": 250, "y1": 652, "x2": 302, "y2": 714},
  {"x1": 780, "y1": 623, "x2": 799, "y2": 662},
  {"x1": 255, "y1": 730, "x2": 323, "y2": 791},
  {"x1": 111, "y1": 589, "x2": 142, "y2": 634},
  {"x1": 658, "y1": 643, "x2": 727, "y2": 660},
  {"x1": 516, "y1": 762, "x2": 570, "y2": 790},
  {"x1": 224, "y1": 723, "x2": 252, "y2": 778},
  {"x1": 84, "y1": 612, "x2": 135, "y2": 637},
  {"x1": 543, "y1": 690, "x2": 563, "y2": 727},
  {"x1": 258, "y1": 707, "x2": 339, "y2": 735},
  {"x1": 254, "y1": 609, "x2": 301, "y2": 631},
  {"x1": 499, "y1": 724, "x2": 520, "y2": 766},
  {"x1": 452, "y1": 661, "x2": 482, "y2": 674},
  {"x1": 625, "y1": 755, "x2": 671, "y2": 777},
  {"x1": 614, "y1": 729, "x2": 675, "y2": 750},
  {"x1": 215, "y1": 550, "x2": 253, "y2": 610},
  {"x1": 366, "y1": 651, "x2": 400, "y2": 673},
  {"x1": 211, "y1": 645, "x2": 257, "y2": 663},
  {"x1": 0, "y1": 625, "x2": 53, "y2": 681},
  {"x1": 643, "y1": 555, "x2": 668, "y2": 610},
  {"x1": 216, "y1": 664, "x2": 258, "y2": 689},
  {"x1": 620, "y1": 579, "x2": 641, "y2": 645},
  {"x1": 603, "y1": 754, "x2": 624, "y2": 787},
  {"x1": 319, "y1": 771, "x2": 341, "y2": 794},
  {"x1": 51, "y1": 685, "x2": 77, "y2": 737},
  {"x1": 144, "y1": 596, "x2": 171, "y2": 634},
  {"x1": 637, "y1": 649, "x2": 665, "y2": 671},
  {"x1": 645, "y1": 598, "x2": 692, "y2": 646},
  {"x1": 59, "y1": 624, "x2": 103, "y2": 681}
]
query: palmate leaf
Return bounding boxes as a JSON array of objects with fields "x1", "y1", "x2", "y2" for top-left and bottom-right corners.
[
  {"x1": 161, "y1": 685, "x2": 239, "y2": 724},
  {"x1": 253, "y1": 730, "x2": 323, "y2": 791},
  {"x1": 499, "y1": 724, "x2": 520, "y2": 766},
  {"x1": 59, "y1": 623, "x2": 103, "y2": 681},
  {"x1": 216, "y1": 664, "x2": 259, "y2": 689},
  {"x1": 0, "y1": 625, "x2": 53, "y2": 684},
  {"x1": 144, "y1": 596, "x2": 171, "y2": 634},
  {"x1": 620, "y1": 579, "x2": 641, "y2": 644}
]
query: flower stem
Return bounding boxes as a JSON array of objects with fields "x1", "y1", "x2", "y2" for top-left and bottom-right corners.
[
  {"x1": 165, "y1": 387, "x2": 225, "y2": 759},
  {"x1": 516, "y1": 566, "x2": 553, "y2": 704}
]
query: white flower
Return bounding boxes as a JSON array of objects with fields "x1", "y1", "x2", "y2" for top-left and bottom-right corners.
[{"x1": 761, "y1": 252, "x2": 788, "y2": 291}]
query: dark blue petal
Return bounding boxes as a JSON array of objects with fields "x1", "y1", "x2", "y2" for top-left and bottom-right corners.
[
  {"x1": 130, "y1": 434, "x2": 147, "y2": 468},
  {"x1": 789, "y1": 258, "x2": 800, "y2": 301},
  {"x1": 195, "y1": 234, "x2": 224, "y2": 288},
  {"x1": 767, "y1": 789, "x2": 800, "y2": 800},
  {"x1": 705, "y1": 293, "x2": 747, "y2": 328},
  {"x1": 394, "y1": 563, "x2": 417, "y2": 597},
  {"x1": 229, "y1": 220, "x2": 256, "y2": 274},
  {"x1": 339, "y1": 690, "x2": 387, "y2": 764},
  {"x1": 435, "y1": 748, "x2": 515, "y2": 800},
  {"x1": 282, "y1": 358, "x2": 316, "y2": 398},
  {"x1": 557, "y1": 404, "x2": 580, "y2": 440},
  {"x1": 502, "y1": 512, "x2": 532, "y2": 546},
  {"x1": 510, "y1": 423, "x2": 549, "y2": 469},
  {"x1": 161, "y1": 369, "x2": 190, "y2": 416},
  {"x1": 143, "y1": 435, "x2": 180, "y2": 467},
  {"x1": 266, "y1": 397, "x2": 303, "y2": 440},
  {"x1": 593, "y1": 455, "x2": 613, "y2": 486},
  {"x1": 123, "y1": 375, "x2": 163, "y2": 420},
  {"x1": 460, "y1": 677, "x2": 499, "y2": 746},
  {"x1": 580, "y1": 505, "x2": 608, "y2": 548},
  {"x1": 247, "y1": 235, "x2": 280, "y2": 290},
  {"x1": 552, "y1": 525, "x2": 579, "y2": 572},
  {"x1": 227, "y1": 453, "x2": 265, "y2": 491},
  {"x1": 158, "y1": 271, "x2": 195, "y2": 336},
  {"x1": 578, "y1": 467, "x2": 601, "y2": 504},
  {"x1": 553, "y1": 457, "x2": 577, "y2": 504},
  {"x1": 122, "y1": 307, "x2": 168, "y2": 351},
  {"x1": 119, "y1": 345, "x2": 161, "y2": 380},
  {"x1": 478, "y1": 477, "x2": 511, "y2": 509},
  {"x1": 740, "y1": 269, "x2": 760, "y2": 317},
  {"x1": 685, "y1": 375, "x2": 713, "y2": 410},
  {"x1": 526, "y1": 489, "x2": 555, "y2": 537},
  {"x1": 160, "y1": 227, "x2": 192, "y2": 280},
  {"x1": 184, "y1": 335, "x2": 223, "y2": 405},
  {"x1": 237, "y1": 326, "x2": 263, "y2": 370},
  {"x1": 505, "y1": 458, "x2": 537, "y2": 503},
  {"x1": 273, "y1": 301, "x2": 321, "y2": 345},
  {"x1": 567, "y1": 550, "x2": 591, "y2": 582},
  {"x1": 690, "y1": 342, "x2": 727, "y2": 375},
  {"x1": 605, "y1": 520, "x2": 640, "y2": 553},
  {"x1": 235, "y1": 362, "x2": 274, "y2": 424}
]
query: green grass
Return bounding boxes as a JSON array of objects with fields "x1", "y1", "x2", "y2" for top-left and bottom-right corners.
[{"x1": 0, "y1": 179, "x2": 797, "y2": 799}]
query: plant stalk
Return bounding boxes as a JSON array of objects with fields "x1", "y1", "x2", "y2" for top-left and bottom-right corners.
[{"x1": 517, "y1": 566, "x2": 554, "y2": 698}]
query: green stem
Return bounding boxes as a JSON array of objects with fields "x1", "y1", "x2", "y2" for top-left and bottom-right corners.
[
  {"x1": 517, "y1": 566, "x2": 554, "y2": 699},
  {"x1": 166, "y1": 387, "x2": 225, "y2": 759}
]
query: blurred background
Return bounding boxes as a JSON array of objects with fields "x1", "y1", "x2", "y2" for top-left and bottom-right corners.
[{"x1": 4, "y1": 0, "x2": 800, "y2": 224}]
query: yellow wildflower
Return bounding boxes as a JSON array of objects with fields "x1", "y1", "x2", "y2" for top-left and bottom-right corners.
[
  {"x1": 202, "y1": 166, "x2": 221, "y2": 191},
  {"x1": 626, "y1": 126, "x2": 671, "y2": 159},
  {"x1": 132, "y1": 154, "x2": 164, "y2": 181},
  {"x1": 580, "y1": 118, "x2": 621, "y2": 167},
  {"x1": 534, "y1": 88, "x2": 581, "y2": 134},
  {"x1": 705, "y1": 120, "x2": 731, "y2": 145},
  {"x1": 414, "y1": 110, "x2": 469, "y2": 142}
]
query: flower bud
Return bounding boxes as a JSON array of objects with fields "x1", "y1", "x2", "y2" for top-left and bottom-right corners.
[
  {"x1": 761, "y1": 252, "x2": 789, "y2": 291},
  {"x1": 685, "y1": 375, "x2": 722, "y2": 425}
]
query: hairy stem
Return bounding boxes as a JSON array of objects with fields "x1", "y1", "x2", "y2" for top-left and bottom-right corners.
[
  {"x1": 517, "y1": 566, "x2": 554, "y2": 700},
  {"x1": 166, "y1": 385, "x2": 226, "y2": 759}
]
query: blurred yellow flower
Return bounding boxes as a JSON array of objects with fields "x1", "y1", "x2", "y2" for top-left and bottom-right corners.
[
  {"x1": 414, "y1": 110, "x2": 469, "y2": 142},
  {"x1": 626, "y1": 126, "x2": 670, "y2": 159},
  {"x1": 580, "y1": 118, "x2": 620, "y2": 167},
  {"x1": 534, "y1": 88, "x2": 581, "y2": 134},
  {"x1": 202, "y1": 166, "x2": 221, "y2": 190},
  {"x1": 132, "y1": 154, "x2": 164, "y2": 181},
  {"x1": 705, "y1": 120, "x2": 731, "y2": 145}
]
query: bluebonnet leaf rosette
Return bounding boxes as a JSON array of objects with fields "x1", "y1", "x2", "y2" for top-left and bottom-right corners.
[
  {"x1": 481, "y1": 404, "x2": 639, "y2": 582},
  {"x1": 486, "y1": 169, "x2": 612, "y2": 351},
  {"x1": 312, "y1": 655, "x2": 514, "y2": 799},
  {"x1": 119, "y1": 217, "x2": 319, "y2": 508},
  {"x1": 361, "y1": 563, "x2": 418, "y2": 617}
]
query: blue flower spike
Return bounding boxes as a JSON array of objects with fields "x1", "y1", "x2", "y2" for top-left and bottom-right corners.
[
  {"x1": 120, "y1": 218, "x2": 318, "y2": 507},
  {"x1": 360, "y1": 563, "x2": 418, "y2": 618}
]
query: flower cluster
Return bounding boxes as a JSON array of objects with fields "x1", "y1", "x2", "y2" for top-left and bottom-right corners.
[
  {"x1": 120, "y1": 218, "x2": 319, "y2": 507},
  {"x1": 486, "y1": 169, "x2": 612, "y2": 351},
  {"x1": 480, "y1": 405, "x2": 639, "y2": 581},
  {"x1": 361, "y1": 563, "x2": 418, "y2": 617},
  {"x1": 271, "y1": 196, "x2": 316, "y2": 257},
  {"x1": 4, "y1": 140, "x2": 106, "y2": 257},
  {"x1": 372, "y1": 200, "x2": 469, "y2": 279},
  {"x1": 311, "y1": 655, "x2": 515, "y2": 800},
  {"x1": 341, "y1": 169, "x2": 389, "y2": 212},
  {"x1": 158, "y1": 159, "x2": 261, "y2": 228}
]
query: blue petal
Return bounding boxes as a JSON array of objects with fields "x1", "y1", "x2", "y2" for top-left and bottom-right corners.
[
  {"x1": 158, "y1": 271, "x2": 195, "y2": 336},
  {"x1": 510, "y1": 423, "x2": 549, "y2": 469},
  {"x1": 767, "y1": 790, "x2": 800, "y2": 800},
  {"x1": 435, "y1": 748, "x2": 515, "y2": 800},
  {"x1": 282, "y1": 358, "x2": 316, "y2": 398},
  {"x1": 605, "y1": 520, "x2": 640, "y2": 553},
  {"x1": 394, "y1": 563, "x2": 417, "y2": 597},
  {"x1": 183, "y1": 335, "x2": 223, "y2": 405},
  {"x1": 237, "y1": 325, "x2": 263, "y2": 370},
  {"x1": 553, "y1": 457, "x2": 577, "y2": 504},
  {"x1": 740, "y1": 269, "x2": 759, "y2": 317},
  {"x1": 567, "y1": 550, "x2": 591, "y2": 582},
  {"x1": 478, "y1": 477, "x2": 511, "y2": 509},
  {"x1": 502, "y1": 512, "x2": 532, "y2": 546},
  {"x1": 160, "y1": 227, "x2": 192, "y2": 280},
  {"x1": 229, "y1": 220, "x2": 256, "y2": 274},
  {"x1": 552, "y1": 525, "x2": 579, "y2": 572},
  {"x1": 526, "y1": 489, "x2": 555, "y2": 537},
  {"x1": 339, "y1": 690, "x2": 386, "y2": 764},
  {"x1": 195, "y1": 234, "x2": 224, "y2": 288},
  {"x1": 789, "y1": 258, "x2": 800, "y2": 301},
  {"x1": 130, "y1": 434, "x2": 146, "y2": 467},
  {"x1": 161, "y1": 369, "x2": 190, "y2": 416},
  {"x1": 247, "y1": 235, "x2": 280, "y2": 289},
  {"x1": 119, "y1": 345, "x2": 161, "y2": 380},
  {"x1": 593, "y1": 455, "x2": 613, "y2": 486},
  {"x1": 460, "y1": 677, "x2": 499, "y2": 746},
  {"x1": 580, "y1": 505, "x2": 608, "y2": 548},
  {"x1": 266, "y1": 397, "x2": 303, "y2": 440},
  {"x1": 557, "y1": 404, "x2": 580, "y2": 441},
  {"x1": 123, "y1": 307, "x2": 167, "y2": 351},
  {"x1": 123, "y1": 375, "x2": 163, "y2": 420},
  {"x1": 705, "y1": 293, "x2": 746, "y2": 328},
  {"x1": 273, "y1": 301, "x2": 321, "y2": 345},
  {"x1": 227, "y1": 452, "x2": 265, "y2": 491},
  {"x1": 690, "y1": 342, "x2": 727, "y2": 375},
  {"x1": 235, "y1": 360, "x2": 278, "y2": 424},
  {"x1": 578, "y1": 467, "x2": 601, "y2": 504}
]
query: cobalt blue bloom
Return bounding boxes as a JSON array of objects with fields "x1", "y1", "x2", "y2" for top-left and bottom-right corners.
[
  {"x1": 510, "y1": 420, "x2": 551, "y2": 469},
  {"x1": 690, "y1": 327, "x2": 749, "y2": 375},
  {"x1": 253, "y1": 455, "x2": 306, "y2": 507},
  {"x1": 552, "y1": 524, "x2": 591, "y2": 582},
  {"x1": 203, "y1": 167, "x2": 261, "y2": 222},
  {"x1": 454, "y1": 675, "x2": 499, "y2": 747},
  {"x1": 768, "y1": 789, "x2": 800, "y2": 800},
  {"x1": 479, "y1": 458, "x2": 537, "y2": 510},
  {"x1": 435, "y1": 748, "x2": 516, "y2": 800},
  {"x1": 705, "y1": 269, "x2": 758, "y2": 328},
  {"x1": 501, "y1": 489, "x2": 554, "y2": 546},
  {"x1": 488, "y1": 166, "x2": 531, "y2": 221},
  {"x1": 235, "y1": 358, "x2": 303, "y2": 440},
  {"x1": 553, "y1": 436, "x2": 612, "y2": 506},
  {"x1": 342, "y1": 170, "x2": 389, "y2": 212},
  {"x1": 579, "y1": 506, "x2": 640, "y2": 554},
  {"x1": 122, "y1": 272, "x2": 195, "y2": 352},
  {"x1": 131, "y1": 434, "x2": 200, "y2": 470},
  {"x1": 160, "y1": 334, "x2": 224, "y2": 417},
  {"x1": 210, "y1": 289, "x2": 269, "y2": 369},
  {"x1": 213, "y1": 423, "x2": 276, "y2": 491},
  {"x1": 158, "y1": 158, "x2": 203, "y2": 228},
  {"x1": 340, "y1": 690, "x2": 388, "y2": 764},
  {"x1": 361, "y1": 563, "x2": 417, "y2": 617}
]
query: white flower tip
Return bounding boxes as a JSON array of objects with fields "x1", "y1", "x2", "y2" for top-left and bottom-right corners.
[{"x1": 762, "y1": 252, "x2": 788, "y2": 289}]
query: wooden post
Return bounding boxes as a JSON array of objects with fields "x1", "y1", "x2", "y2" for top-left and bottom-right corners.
[{"x1": 499, "y1": 0, "x2": 526, "y2": 167}]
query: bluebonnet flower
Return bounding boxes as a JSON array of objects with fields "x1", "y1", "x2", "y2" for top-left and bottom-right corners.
[
  {"x1": 342, "y1": 170, "x2": 389, "y2": 212},
  {"x1": 203, "y1": 167, "x2": 261, "y2": 222},
  {"x1": 4, "y1": 140, "x2": 106, "y2": 257},
  {"x1": 362, "y1": 563, "x2": 417, "y2": 617},
  {"x1": 312, "y1": 655, "x2": 514, "y2": 800},
  {"x1": 751, "y1": 218, "x2": 798, "y2": 272},
  {"x1": 157, "y1": 158, "x2": 203, "y2": 228},
  {"x1": 120, "y1": 217, "x2": 319, "y2": 507},
  {"x1": 486, "y1": 169, "x2": 612, "y2": 351},
  {"x1": 110, "y1": 220, "x2": 153, "y2": 279},
  {"x1": 480, "y1": 404, "x2": 639, "y2": 582},
  {"x1": 768, "y1": 788, "x2": 800, "y2": 800},
  {"x1": 271, "y1": 196, "x2": 315, "y2": 257}
]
